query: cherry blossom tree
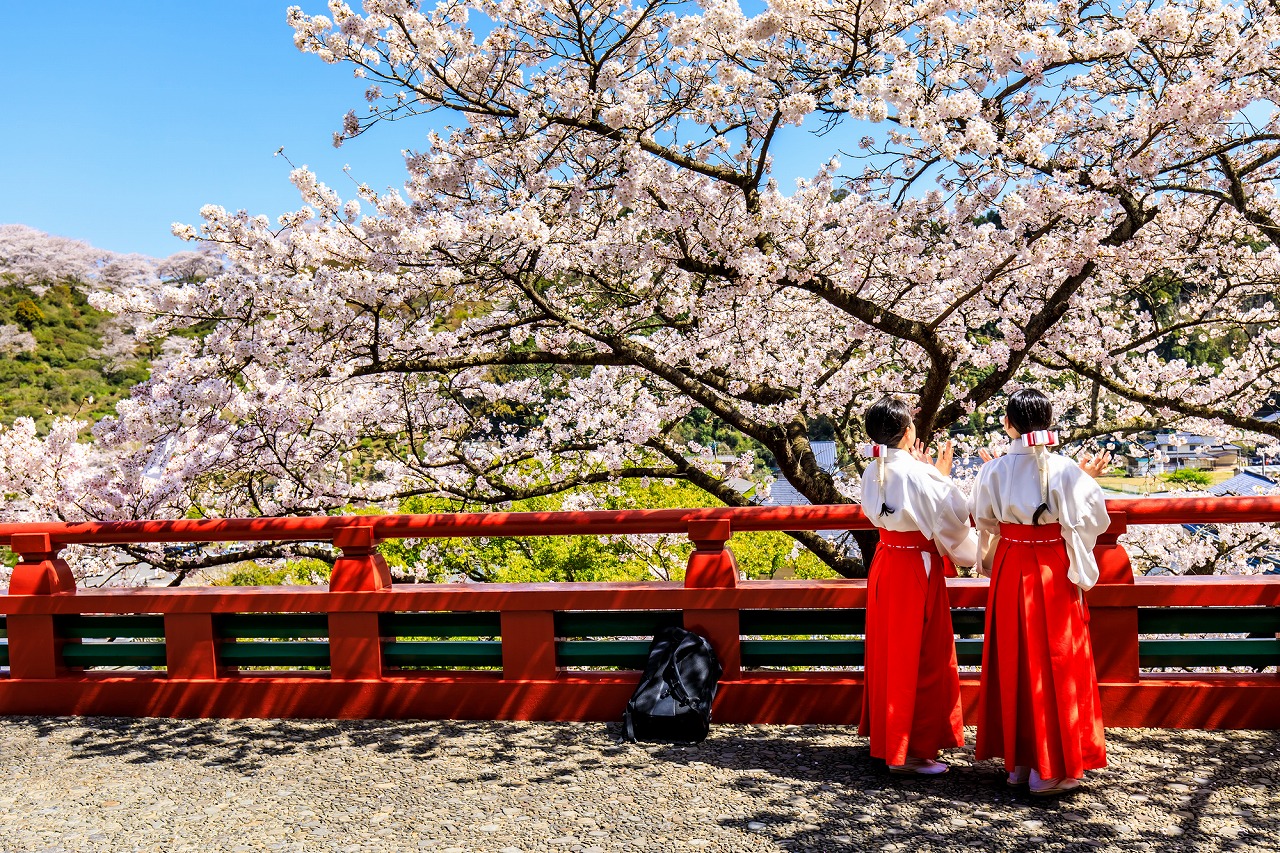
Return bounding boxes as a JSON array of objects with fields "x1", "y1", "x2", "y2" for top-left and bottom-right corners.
[
  {"x1": 0, "y1": 225, "x2": 108, "y2": 292},
  {"x1": 1126, "y1": 513, "x2": 1280, "y2": 577},
  {"x1": 156, "y1": 250, "x2": 225, "y2": 283},
  {"x1": 0, "y1": 323, "x2": 37, "y2": 356},
  {"x1": 97, "y1": 254, "x2": 160, "y2": 292},
  {"x1": 0, "y1": 235, "x2": 238, "y2": 585},
  {"x1": 15, "y1": 0, "x2": 1280, "y2": 579}
]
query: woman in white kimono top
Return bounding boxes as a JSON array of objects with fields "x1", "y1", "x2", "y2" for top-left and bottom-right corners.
[
  {"x1": 970, "y1": 388, "x2": 1112, "y2": 796},
  {"x1": 857, "y1": 396, "x2": 979, "y2": 776}
]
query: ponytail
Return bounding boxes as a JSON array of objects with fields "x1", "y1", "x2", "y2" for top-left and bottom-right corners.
[
  {"x1": 859, "y1": 443, "x2": 894, "y2": 517},
  {"x1": 1023, "y1": 430, "x2": 1058, "y2": 525}
]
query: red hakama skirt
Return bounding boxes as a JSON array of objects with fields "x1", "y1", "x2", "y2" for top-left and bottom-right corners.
[
  {"x1": 859, "y1": 529, "x2": 964, "y2": 765},
  {"x1": 975, "y1": 522, "x2": 1106, "y2": 779}
]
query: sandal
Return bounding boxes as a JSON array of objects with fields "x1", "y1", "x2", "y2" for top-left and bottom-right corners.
[
  {"x1": 889, "y1": 758, "x2": 949, "y2": 776},
  {"x1": 1030, "y1": 777, "x2": 1081, "y2": 796},
  {"x1": 1007, "y1": 766, "x2": 1030, "y2": 787}
]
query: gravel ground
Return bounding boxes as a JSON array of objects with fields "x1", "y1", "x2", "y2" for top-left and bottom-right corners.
[{"x1": 0, "y1": 718, "x2": 1275, "y2": 853}]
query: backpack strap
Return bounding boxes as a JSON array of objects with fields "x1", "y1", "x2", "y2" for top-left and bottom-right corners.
[
  {"x1": 664, "y1": 636, "x2": 717, "y2": 712},
  {"x1": 623, "y1": 703, "x2": 636, "y2": 742}
]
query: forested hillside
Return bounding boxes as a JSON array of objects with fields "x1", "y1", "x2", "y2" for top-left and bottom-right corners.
[{"x1": 0, "y1": 280, "x2": 150, "y2": 428}]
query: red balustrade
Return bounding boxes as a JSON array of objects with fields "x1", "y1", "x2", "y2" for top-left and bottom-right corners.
[{"x1": 0, "y1": 497, "x2": 1276, "y2": 727}]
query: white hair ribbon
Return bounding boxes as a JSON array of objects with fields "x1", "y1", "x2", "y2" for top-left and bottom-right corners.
[
  {"x1": 859, "y1": 444, "x2": 892, "y2": 516},
  {"x1": 1023, "y1": 431, "x2": 1057, "y2": 523}
]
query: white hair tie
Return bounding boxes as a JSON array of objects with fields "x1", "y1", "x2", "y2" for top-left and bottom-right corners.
[{"x1": 858, "y1": 443, "x2": 888, "y2": 458}]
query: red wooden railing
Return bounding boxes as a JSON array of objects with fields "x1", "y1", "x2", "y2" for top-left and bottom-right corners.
[{"x1": 0, "y1": 497, "x2": 1278, "y2": 727}]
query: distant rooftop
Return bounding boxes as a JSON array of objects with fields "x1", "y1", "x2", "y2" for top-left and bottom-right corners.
[
  {"x1": 763, "y1": 442, "x2": 840, "y2": 508},
  {"x1": 1209, "y1": 469, "x2": 1279, "y2": 497},
  {"x1": 763, "y1": 480, "x2": 812, "y2": 507},
  {"x1": 810, "y1": 441, "x2": 839, "y2": 473}
]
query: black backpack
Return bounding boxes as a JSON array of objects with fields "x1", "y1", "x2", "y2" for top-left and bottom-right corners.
[{"x1": 623, "y1": 626, "x2": 723, "y2": 743}]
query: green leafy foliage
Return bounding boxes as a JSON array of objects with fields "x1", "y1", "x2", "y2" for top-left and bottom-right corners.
[
  {"x1": 1161, "y1": 468, "x2": 1213, "y2": 487},
  {"x1": 378, "y1": 480, "x2": 839, "y2": 583},
  {"x1": 0, "y1": 281, "x2": 149, "y2": 428},
  {"x1": 12, "y1": 298, "x2": 44, "y2": 328},
  {"x1": 732, "y1": 529, "x2": 840, "y2": 579},
  {"x1": 1133, "y1": 273, "x2": 1251, "y2": 367},
  {"x1": 671, "y1": 406, "x2": 777, "y2": 471},
  {"x1": 213, "y1": 558, "x2": 333, "y2": 587}
]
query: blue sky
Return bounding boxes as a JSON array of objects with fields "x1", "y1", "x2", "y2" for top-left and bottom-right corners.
[{"x1": 0, "y1": 2, "x2": 837, "y2": 259}]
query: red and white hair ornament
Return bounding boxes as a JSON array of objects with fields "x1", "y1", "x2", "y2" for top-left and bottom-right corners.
[
  {"x1": 1022, "y1": 429, "x2": 1058, "y2": 525},
  {"x1": 1022, "y1": 430, "x2": 1059, "y2": 448},
  {"x1": 859, "y1": 443, "x2": 892, "y2": 516}
]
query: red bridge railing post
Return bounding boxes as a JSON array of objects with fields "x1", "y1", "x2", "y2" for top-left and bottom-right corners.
[
  {"x1": 328, "y1": 526, "x2": 388, "y2": 680},
  {"x1": 8, "y1": 532, "x2": 75, "y2": 596},
  {"x1": 6, "y1": 532, "x2": 74, "y2": 679},
  {"x1": 501, "y1": 611, "x2": 557, "y2": 680},
  {"x1": 165, "y1": 612, "x2": 219, "y2": 679},
  {"x1": 683, "y1": 519, "x2": 741, "y2": 680},
  {"x1": 329, "y1": 526, "x2": 391, "y2": 592},
  {"x1": 1089, "y1": 509, "x2": 1140, "y2": 685}
]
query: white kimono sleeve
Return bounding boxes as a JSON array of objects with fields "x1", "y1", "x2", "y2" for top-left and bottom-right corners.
[
  {"x1": 1056, "y1": 464, "x2": 1112, "y2": 591},
  {"x1": 970, "y1": 465, "x2": 1002, "y2": 576},
  {"x1": 915, "y1": 468, "x2": 980, "y2": 568}
]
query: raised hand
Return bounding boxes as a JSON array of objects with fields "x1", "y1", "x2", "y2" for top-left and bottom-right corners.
[
  {"x1": 977, "y1": 447, "x2": 1004, "y2": 464},
  {"x1": 933, "y1": 439, "x2": 955, "y2": 476},
  {"x1": 910, "y1": 439, "x2": 934, "y2": 464},
  {"x1": 1079, "y1": 450, "x2": 1112, "y2": 479}
]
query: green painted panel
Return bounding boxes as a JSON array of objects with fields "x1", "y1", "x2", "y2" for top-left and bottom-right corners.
[
  {"x1": 954, "y1": 639, "x2": 985, "y2": 666},
  {"x1": 0, "y1": 615, "x2": 6, "y2": 638},
  {"x1": 555, "y1": 611, "x2": 681, "y2": 638},
  {"x1": 1138, "y1": 638, "x2": 1280, "y2": 667},
  {"x1": 742, "y1": 639, "x2": 864, "y2": 667},
  {"x1": 0, "y1": 641, "x2": 8, "y2": 666},
  {"x1": 56, "y1": 615, "x2": 166, "y2": 639},
  {"x1": 62, "y1": 642, "x2": 167, "y2": 667},
  {"x1": 216, "y1": 613, "x2": 329, "y2": 639},
  {"x1": 383, "y1": 641, "x2": 503, "y2": 667},
  {"x1": 738, "y1": 609, "x2": 987, "y2": 637},
  {"x1": 1137, "y1": 608, "x2": 1280, "y2": 635},
  {"x1": 740, "y1": 610, "x2": 863, "y2": 635},
  {"x1": 739, "y1": 638, "x2": 985, "y2": 668},
  {"x1": 220, "y1": 641, "x2": 331, "y2": 667},
  {"x1": 556, "y1": 640, "x2": 651, "y2": 668},
  {"x1": 950, "y1": 609, "x2": 987, "y2": 635},
  {"x1": 382, "y1": 612, "x2": 501, "y2": 638}
]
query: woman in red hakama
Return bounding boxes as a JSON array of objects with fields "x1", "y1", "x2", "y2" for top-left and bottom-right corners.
[
  {"x1": 858, "y1": 396, "x2": 978, "y2": 775},
  {"x1": 861, "y1": 529, "x2": 964, "y2": 772},
  {"x1": 972, "y1": 389, "x2": 1112, "y2": 795}
]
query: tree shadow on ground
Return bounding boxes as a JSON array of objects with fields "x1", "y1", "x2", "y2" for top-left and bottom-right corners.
[
  {"x1": 23, "y1": 715, "x2": 641, "y2": 777},
  {"x1": 15, "y1": 718, "x2": 1280, "y2": 852},
  {"x1": 634, "y1": 727, "x2": 1280, "y2": 853}
]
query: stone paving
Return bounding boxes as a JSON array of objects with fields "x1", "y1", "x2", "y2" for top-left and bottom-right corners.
[{"x1": 0, "y1": 718, "x2": 1276, "y2": 852}]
